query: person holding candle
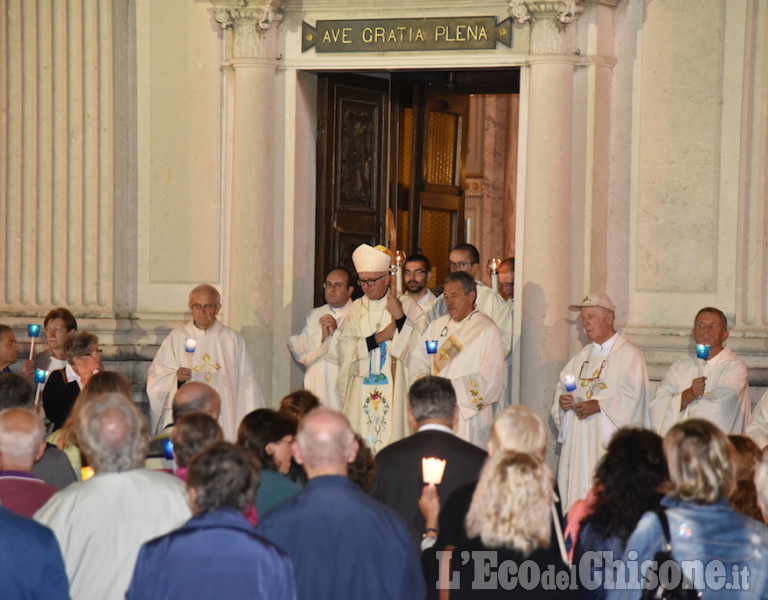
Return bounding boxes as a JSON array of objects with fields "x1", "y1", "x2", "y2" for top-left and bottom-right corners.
[
  {"x1": 410, "y1": 272, "x2": 505, "y2": 448},
  {"x1": 337, "y1": 243, "x2": 426, "y2": 453},
  {"x1": 427, "y1": 243, "x2": 513, "y2": 358},
  {"x1": 651, "y1": 307, "x2": 749, "y2": 436},
  {"x1": 552, "y1": 293, "x2": 650, "y2": 512},
  {"x1": 41, "y1": 331, "x2": 101, "y2": 432},
  {"x1": 288, "y1": 267, "x2": 355, "y2": 410},
  {"x1": 370, "y1": 375, "x2": 486, "y2": 546},
  {"x1": 31, "y1": 308, "x2": 78, "y2": 386},
  {"x1": 146, "y1": 284, "x2": 265, "y2": 441}
]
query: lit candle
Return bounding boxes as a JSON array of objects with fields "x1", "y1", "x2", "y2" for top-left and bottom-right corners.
[
  {"x1": 394, "y1": 250, "x2": 407, "y2": 295},
  {"x1": 487, "y1": 258, "x2": 501, "y2": 294},
  {"x1": 34, "y1": 369, "x2": 47, "y2": 407},
  {"x1": 696, "y1": 343, "x2": 710, "y2": 380},
  {"x1": 426, "y1": 340, "x2": 438, "y2": 354},
  {"x1": 561, "y1": 373, "x2": 577, "y2": 393},
  {"x1": 27, "y1": 323, "x2": 41, "y2": 360},
  {"x1": 81, "y1": 466, "x2": 95, "y2": 481},
  {"x1": 184, "y1": 337, "x2": 197, "y2": 369},
  {"x1": 422, "y1": 457, "x2": 447, "y2": 485}
]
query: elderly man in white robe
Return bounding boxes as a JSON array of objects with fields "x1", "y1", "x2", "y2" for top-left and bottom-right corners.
[
  {"x1": 551, "y1": 292, "x2": 650, "y2": 512},
  {"x1": 651, "y1": 307, "x2": 750, "y2": 436},
  {"x1": 410, "y1": 271, "x2": 504, "y2": 448},
  {"x1": 146, "y1": 284, "x2": 264, "y2": 440},
  {"x1": 337, "y1": 244, "x2": 425, "y2": 453},
  {"x1": 288, "y1": 267, "x2": 354, "y2": 410},
  {"x1": 427, "y1": 243, "x2": 512, "y2": 358}
]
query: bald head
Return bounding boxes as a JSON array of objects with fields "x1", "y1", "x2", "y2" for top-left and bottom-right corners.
[
  {"x1": 294, "y1": 408, "x2": 357, "y2": 476},
  {"x1": 173, "y1": 382, "x2": 221, "y2": 422},
  {"x1": 0, "y1": 408, "x2": 47, "y2": 472}
]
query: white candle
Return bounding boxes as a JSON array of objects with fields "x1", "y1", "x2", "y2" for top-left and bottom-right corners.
[
  {"x1": 422, "y1": 457, "x2": 447, "y2": 485},
  {"x1": 487, "y1": 258, "x2": 501, "y2": 294},
  {"x1": 184, "y1": 337, "x2": 197, "y2": 369},
  {"x1": 28, "y1": 324, "x2": 41, "y2": 360}
]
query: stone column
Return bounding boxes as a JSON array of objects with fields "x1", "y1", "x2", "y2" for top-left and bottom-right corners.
[
  {"x1": 509, "y1": 1, "x2": 582, "y2": 447},
  {"x1": 213, "y1": 1, "x2": 284, "y2": 404}
]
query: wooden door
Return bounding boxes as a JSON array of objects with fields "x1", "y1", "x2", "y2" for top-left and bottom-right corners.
[{"x1": 315, "y1": 74, "x2": 389, "y2": 304}]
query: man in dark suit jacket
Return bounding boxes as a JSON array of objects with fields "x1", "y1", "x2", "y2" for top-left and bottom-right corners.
[{"x1": 370, "y1": 376, "x2": 487, "y2": 546}]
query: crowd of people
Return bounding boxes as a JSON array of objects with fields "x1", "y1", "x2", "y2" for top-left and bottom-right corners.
[{"x1": 2, "y1": 242, "x2": 768, "y2": 599}]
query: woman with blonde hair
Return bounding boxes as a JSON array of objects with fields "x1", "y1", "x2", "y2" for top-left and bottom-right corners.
[{"x1": 618, "y1": 419, "x2": 768, "y2": 599}]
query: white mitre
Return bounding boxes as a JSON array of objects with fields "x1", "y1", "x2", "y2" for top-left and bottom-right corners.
[{"x1": 352, "y1": 243, "x2": 391, "y2": 273}]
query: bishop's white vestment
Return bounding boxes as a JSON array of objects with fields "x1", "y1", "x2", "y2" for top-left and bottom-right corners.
[
  {"x1": 650, "y1": 346, "x2": 750, "y2": 435},
  {"x1": 551, "y1": 331, "x2": 650, "y2": 511},
  {"x1": 410, "y1": 310, "x2": 505, "y2": 448},
  {"x1": 288, "y1": 300, "x2": 352, "y2": 411},
  {"x1": 147, "y1": 319, "x2": 265, "y2": 440},
  {"x1": 337, "y1": 294, "x2": 425, "y2": 453}
]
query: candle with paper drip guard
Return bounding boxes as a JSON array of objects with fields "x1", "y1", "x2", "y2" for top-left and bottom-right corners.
[
  {"x1": 34, "y1": 369, "x2": 47, "y2": 407},
  {"x1": 184, "y1": 337, "x2": 197, "y2": 369},
  {"x1": 561, "y1": 373, "x2": 577, "y2": 393},
  {"x1": 27, "y1": 324, "x2": 41, "y2": 360},
  {"x1": 487, "y1": 258, "x2": 502, "y2": 294},
  {"x1": 394, "y1": 250, "x2": 407, "y2": 295},
  {"x1": 696, "y1": 343, "x2": 710, "y2": 379},
  {"x1": 422, "y1": 457, "x2": 446, "y2": 485}
]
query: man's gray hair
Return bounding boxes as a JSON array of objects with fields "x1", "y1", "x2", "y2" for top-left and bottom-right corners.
[
  {"x1": 0, "y1": 407, "x2": 45, "y2": 465},
  {"x1": 444, "y1": 271, "x2": 476, "y2": 296},
  {"x1": 75, "y1": 392, "x2": 149, "y2": 473},
  {"x1": 408, "y1": 376, "x2": 456, "y2": 423},
  {"x1": 189, "y1": 284, "x2": 221, "y2": 304},
  {"x1": 296, "y1": 407, "x2": 356, "y2": 468}
]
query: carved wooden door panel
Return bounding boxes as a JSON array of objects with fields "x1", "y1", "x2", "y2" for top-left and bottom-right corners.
[{"x1": 315, "y1": 74, "x2": 389, "y2": 304}]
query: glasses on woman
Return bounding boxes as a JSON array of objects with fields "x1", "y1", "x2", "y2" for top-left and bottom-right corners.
[{"x1": 81, "y1": 349, "x2": 103, "y2": 359}]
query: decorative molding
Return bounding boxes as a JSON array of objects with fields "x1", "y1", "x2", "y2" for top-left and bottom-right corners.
[
  {"x1": 509, "y1": 1, "x2": 584, "y2": 54},
  {"x1": 212, "y1": 0, "x2": 285, "y2": 58}
]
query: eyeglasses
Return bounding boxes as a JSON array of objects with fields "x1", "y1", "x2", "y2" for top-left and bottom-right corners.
[
  {"x1": 357, "y1": 275, "x2": 386, "y2": 287},
  {"x1": 323, "y1": 282, "x2": 348, "y2": 290},
  {"x1": 81, "y1": 349, "x2": 103, "y2": 359},
  {"x1": 447, "y1": 261, "x2": 477, "y2": 270},
  {"x1": 190, "y1": 303, "x2": 219, "y2": 311},
  {"x1": 579, "y1": 360, "x2": 606, "y2": 382},
  {"x1": 404, "y1": 269, "x2": 427, "y2": 276}
]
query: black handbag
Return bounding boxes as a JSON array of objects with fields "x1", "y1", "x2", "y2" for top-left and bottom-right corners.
[{"x1": 639, "y1": 509, "x2": 700, "y2": 600}]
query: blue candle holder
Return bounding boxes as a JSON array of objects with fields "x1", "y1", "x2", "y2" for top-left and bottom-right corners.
[
  {"x1": 34, "y1": 369, "x2": 47, "y2": 384},
  {"x1": 426, "y1": 340, "x2": 438, "y2": 354},
  {"x1": 28, "y1": 324, "x2": 41, "y2": 337},
  {"x1": 561, "y1": 374, "x2": 577, "y2": 392},
  {"x1": 696, "y1": 344, "x2": 710, "y2": 360},
  {"x1": 184, "y1": 337, "x2": 197, "y2": 353}
]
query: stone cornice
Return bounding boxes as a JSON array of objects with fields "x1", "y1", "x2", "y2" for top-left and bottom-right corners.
[{"x1": 212, "y1": 0, "x2": 285, "y2": 58}]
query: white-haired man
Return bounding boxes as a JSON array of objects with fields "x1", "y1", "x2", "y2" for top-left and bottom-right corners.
[
  {"x1": 257, "y1": 408, "x2": 425, "y2": 600},
  {"x1": 35, "y1": 393, "x2": 190, "y2": 600},
  {"x1": 337, "y1": 244, "x2": 425, "y2": 452},
  {"x1": 551, "y1": 293, "x2": 650, "y2": 511},
  {"x1": 147, "y1": 284, "x2": 264, "y2": 440},
  {"x1": 0, "y1": 407, "x2": 58, "y2": 517}
]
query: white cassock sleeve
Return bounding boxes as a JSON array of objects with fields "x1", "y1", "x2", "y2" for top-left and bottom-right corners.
[
  {"x1": 146, "y1": 330, "x2": 184, "y2": 434},
  {"x1": 746, "y1": 391, "x2": 768, "y2": 449},
  {"x1": 287, "y1": 308, "x2": 332, "y2": 368}
]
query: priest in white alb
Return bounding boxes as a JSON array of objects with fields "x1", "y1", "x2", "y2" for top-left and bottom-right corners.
[
  {"x1": 411, "y1": 271, "x2": 504, "y2": 448},
  {"x1": 146, "y1": 284, "x2": 264, "y2": 440},
  {"x1": 288, "y1": 267, "x2": 355, "y2": 410},
  {"x1": 337, "y1": 244, "x2": 425, "y2": 453},
  {"x1": 551, "y1": 292, "x2": 650, "y2": 511},
  {"x1": 651, "y1": 307, "x2": 750, "y2": 435}
]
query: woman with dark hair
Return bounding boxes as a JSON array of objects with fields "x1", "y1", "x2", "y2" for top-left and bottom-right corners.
[
  {"x1": 42, "y1": 331, "x2": 101, "y2": 431},
  {"x1": 237, "y1": 409, "x2": 301, "y2": 516},
  {"x1": 572, "y1": 428, "x2": 669, "y2": 599},
  {"x1": 728, "y1": 434, "x2": 764, "y2": 522}
]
